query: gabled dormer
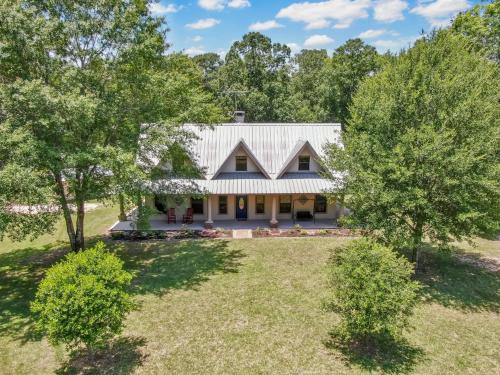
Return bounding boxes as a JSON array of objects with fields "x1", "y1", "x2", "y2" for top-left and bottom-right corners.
[
  {"x1": 212, "y1": 139, "x2": 270, "y2": 179},
  {"x1": 277, "y1": 140, "x2": 322, "y2": 178}
]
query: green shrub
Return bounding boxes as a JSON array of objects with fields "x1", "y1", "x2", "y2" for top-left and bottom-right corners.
[
  {"x1": 326, "y1": 238, "x2": 420, "y2": 342},
  {"x1": 31, "y1": 242, "x2": 133, "y2": 351},
  {"x1": 133, "y1": 205, "x2": 154, "y2": 231}
]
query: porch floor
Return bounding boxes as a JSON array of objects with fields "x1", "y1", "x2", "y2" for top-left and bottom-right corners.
[{"x1": 110, "y1": 219, "x2": 337, "y2": 232}]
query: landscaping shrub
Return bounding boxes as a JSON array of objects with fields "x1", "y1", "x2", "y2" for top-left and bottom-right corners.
[
  {"x1": 326, "y1": 238, "x2": 420, "y2": 343},
  {"x1": 31, "y1": 242, "x2": 133, "y2": 351}
]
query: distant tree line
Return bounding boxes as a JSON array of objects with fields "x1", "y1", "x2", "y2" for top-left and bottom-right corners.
[{"x1": 191, "y1": 33, "x2": 383, "y2": 127}]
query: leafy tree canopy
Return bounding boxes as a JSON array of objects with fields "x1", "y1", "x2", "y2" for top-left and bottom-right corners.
[
  {"x1": 324, "y1": 31, "x2": 500, "y2": 257},
  {"x1": 452, "y1": 0, "x2": 500, "y2": 61},
  {"x1": 0, "y1": 0, "x2": 223, "y2": 250}
]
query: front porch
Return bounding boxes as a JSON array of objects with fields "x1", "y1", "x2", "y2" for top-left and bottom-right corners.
[{"x1": 110, "y1": 218, "x2": 338, "y2": 232}]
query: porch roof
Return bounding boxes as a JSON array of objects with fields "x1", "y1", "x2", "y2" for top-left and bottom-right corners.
[{"x1": 154, "y1": 173, "x2": 337, "y2": 195}]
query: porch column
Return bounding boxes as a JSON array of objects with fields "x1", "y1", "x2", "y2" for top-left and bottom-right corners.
[
  {"x1": 270, "y1": 195, "x2": 278, "y2": 228},
  {"x1": 337, "y1": 199, "x2": 344, "y2": 227},
  {"x1": 205, "y1": 195, "x2": 214, "y2": 229}
]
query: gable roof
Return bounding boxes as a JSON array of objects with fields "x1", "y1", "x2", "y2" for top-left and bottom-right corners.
[
  {"x1": 276, "y1": 139, "x2": 321, "y2": 179},
  {"x1": 212, "y1": 138, "x2": 271, "y2": 179},
  {"x1": 185, "y1": 123, "x2": 341, "y2": 180}
]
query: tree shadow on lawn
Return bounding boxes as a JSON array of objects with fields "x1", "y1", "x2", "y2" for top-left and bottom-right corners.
[
  {"x1": 113, "y1": 239, "x2": 245, "y2": 296},
  {"x1": 0, "y1": 237, "x2": 244, "y2": 343},
  {"x1": 0, "y1": 241, "x2": 71, "y2": 342},
  {"x1": 324, "y1": 334, "x2": 425, "y2": 375},
  {"x1": 416, "y1": 245, "x2": 499, "y2": 313},
  {"x1": 56, "y1": 336, "x2": 147, "y2": 375}
]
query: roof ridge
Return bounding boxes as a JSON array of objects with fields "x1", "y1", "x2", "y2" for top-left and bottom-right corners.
[{"x1": 184, "y1": 123, "x2": 341, "y2": 127}]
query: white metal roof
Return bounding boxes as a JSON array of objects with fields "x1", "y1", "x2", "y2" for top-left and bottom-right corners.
[
  {"x1": 168, "y1": 177, "x2": 335, "y2": 195},
  {"x1": 185, "y1": 123, "x2": 341, "y2": 180}
]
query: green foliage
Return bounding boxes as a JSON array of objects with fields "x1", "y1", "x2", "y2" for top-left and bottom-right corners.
[
  {"x1": 289, "y1": 49, "x2": 329, "y2": 122},
  {"x1": 198, "y1": 33, "x2": 381, "y2": 124},
  {"x1": 326, "y1": 238, "x2": 420, "y2": 341},
  {"x1": 0, "y1": 1, "x2": 223, "y2": 250},
  {"x1": 213, "y1": 32, "x2": 293, "y2": 122},
  {"x1": 323, "y1": 38, "x2": 381, "y2": 126},
  {"x1": 133, "y1": 204, "x2": 154, "y2": 231},
  {"x1": 325, "y1": 30, "x2": 500, "y2": 250},
  {"x1": 31, "y1": 242, "x2": 133, "y2": 351},
  {"x1": 452, "y1": 0, "x2": 500, "y2": 60}
]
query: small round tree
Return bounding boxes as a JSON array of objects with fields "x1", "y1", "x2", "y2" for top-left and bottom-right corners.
[
  {"x1": 31, "y1": 241, "x2": 133, "y2": 351},
  {"x1": 327, "y1": 238, "x2": 420, "y2": 343}
]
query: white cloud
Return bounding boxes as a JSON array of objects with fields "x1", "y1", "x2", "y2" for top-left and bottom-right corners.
[
  {"x1": 198, "y1": 0, "x2": 250, "y2": 10},
  {"x1": 358, "y1": 29, "x2": 387, "y2": 38},
  {"x1": 198, "y1": 0, "x2": 225, "y2": 10},
  {"x1": 286, "y1": 42, "x2": 302, "y2": 54},
  {"x1": 333, "y1": 22, "x2": 351, "y2": 29},
  {"x1": 249, "y1": 20, "x2": 284, "y2": 31},
  {"x1": 410, "y1": 0, "x2": 469, "y2": 27},
  {"x1": 277, "y1": 0, "x2": 370, "y2": 30},
  {"x1": 186, "y1": 18, "x2": 221, "y2": 29},
  {"x1": 149, "y1": 3, "x2": 181, "y2": 15},
  {"x1": 304, "y1": 34, "x2": 334, "y2": 47},
  {"x1": 192, "y1": 35, "x2": 203, "y2": 42},
  {"x1": 374, "y1": 0, "x2": 408, "y2": 23},
  {"x1": 184, "y1": 46, "x2": 206, "y2": 56},
  {"x1": 305, "y1": 19, "x2": 331, "y2": 30},
  {"x1": 228, "y1": 0, "x2": 251, "y2": 8},
  {"x1": 372, "y1": 35, "x2": 419, "y2": 52}
]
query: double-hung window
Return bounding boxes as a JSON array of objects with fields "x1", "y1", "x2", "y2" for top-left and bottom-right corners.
[
  {"x1": 298, "y1": 155, "x2": 310, "y2": 171},
  {"x1": 219, "y1": 196, "x2": 228, "y2": 214},
  {"x1": 191, "y1": 198, "x2": 204, "y2": 214},
  {"x1": 236, "y1": 156, "x2": 247, "y2": 171},
  {"x1": 255, "y1": 195, "x2": 265, "y2": 214},
  {"x1": 280, "y1": 195, "x2": 292, "y2": 214},
  {"x1": 314, "y1": 195, "x2": 327, "y2": 213}
]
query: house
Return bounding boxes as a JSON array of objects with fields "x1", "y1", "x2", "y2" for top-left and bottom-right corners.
[{"x1": 138, "y1": 118, "x2": 344, "y2": 230}]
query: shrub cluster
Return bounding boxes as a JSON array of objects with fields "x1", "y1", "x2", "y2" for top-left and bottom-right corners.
[
  {"x1": 326, "y1": 238, "x2": 420, "y2": 342},
  {"x1": 31, "y1": 242, "x2": 133, "y2": 351}
]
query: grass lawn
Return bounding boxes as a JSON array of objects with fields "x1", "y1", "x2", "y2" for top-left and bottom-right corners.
[
  {"x1": 0, "y1": 210, "x2": 499, "y2": 374},
  {"x1": 0, "y1": 203, "x2": 119, "y2": 254}
]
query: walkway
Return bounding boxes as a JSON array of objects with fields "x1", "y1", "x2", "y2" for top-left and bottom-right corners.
[{"x1": 232, "y1": 229, "x2": 253, "y2": 239}]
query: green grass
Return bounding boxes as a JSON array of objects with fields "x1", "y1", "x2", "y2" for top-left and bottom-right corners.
[
  {"x1": 0, "y1": 203, "x2": 119, "y2": 254},
  {"x1": 0, "y1": 232, "x2": 499, "y2": 374}
]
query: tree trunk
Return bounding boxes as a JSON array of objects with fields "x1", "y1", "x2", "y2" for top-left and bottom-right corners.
[
  {"x1": 74, "y1": 198, "x2": 85, "y2": 251},
  {"x1": 412, "y1": 247, "x2": 422, "y2": 272},
  {"x1": 411, "y1": 221, "x2": 424, "y2": 273},
  {"x1": 54, "y1": 173, "x2": 78, "y2": 251},
  {"x1": 118, "y1": 193, "x2": 127, "y2": 221}
]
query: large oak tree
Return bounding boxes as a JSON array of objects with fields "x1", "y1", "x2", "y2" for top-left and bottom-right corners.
[
  {"x1": 0, "y1": 0, "x2": 221, "y2": 251},
  {"x1": 324, "y1": 31, "x2": 499, "y2": 267}
]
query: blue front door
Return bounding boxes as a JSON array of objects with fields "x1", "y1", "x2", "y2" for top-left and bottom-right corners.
[{"x1": 235, "y1": 195, "x2": 248, "y2": 221}]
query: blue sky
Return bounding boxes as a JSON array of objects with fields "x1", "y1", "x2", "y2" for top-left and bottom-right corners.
[{"x1": 149, "y1": 0, "x2": 481, "y2": 57}]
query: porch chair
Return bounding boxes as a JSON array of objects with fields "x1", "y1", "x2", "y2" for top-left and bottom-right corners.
[
  {"x1": 167, "y1": 208, "x2": 176, "y2": 224},
  {"x1": 183, "y1": 207, "x2": 193, "y2": 224}
]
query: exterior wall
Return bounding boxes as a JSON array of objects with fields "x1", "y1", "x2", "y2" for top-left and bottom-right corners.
[
  {"x1": 211, "y1": 195, "x2": 236, "y2": 221},
  {"x1": 277, "y1": 194, "x2": 336, "y2": 220},
  {"x1": 149, "y1": 193, "x2": 337, "y2": 223},
  {"x1": 147, "y1": 195, "x2": 207, "y2": 222},
  {"x1": 218, "y1": 146, "x2": 261, "y2": 174}
]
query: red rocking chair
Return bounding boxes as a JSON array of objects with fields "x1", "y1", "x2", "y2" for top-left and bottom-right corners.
[
  {"x1": 182, "y1": 207, "x2": 193, "y2": 224},
  {"x1": 167, "y1": 208, "x2": 176, "y2": 224}
]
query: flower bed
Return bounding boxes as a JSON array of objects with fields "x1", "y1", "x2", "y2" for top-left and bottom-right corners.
[
  {"x1": 110, "y1": 229, "x2": 201, "y2": 241},
  {"x1": 252, "y1": 227, "x2": 355, "y2": 238}
]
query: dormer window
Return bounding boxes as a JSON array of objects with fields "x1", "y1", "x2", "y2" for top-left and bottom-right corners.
[
  {"x1": 236, "y1": 156, "x2": 247, "y2": 171},
  {"x1": 298, "y1": 155, "x2": 310, "y2": 171}
]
